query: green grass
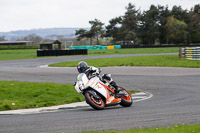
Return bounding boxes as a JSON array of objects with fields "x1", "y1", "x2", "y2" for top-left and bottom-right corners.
[
  {"x1": 87, "y1": 124, "x2": 200, "y2": 133},
  {"x1": 49, "y1": 55, "x2": 200, "y2": 68},
  {"x1": 0, "y1": 81, "x2": 84, "y2": 111},
  {"x1": 88, "y1": 47, "x2": 178, "y2": 55},
  {"x1": 0, "y1": 49, "x2": 38, "y2": 60},
  {"x1": 0, "y1": 47, "x2": 178, "y2": 60}
]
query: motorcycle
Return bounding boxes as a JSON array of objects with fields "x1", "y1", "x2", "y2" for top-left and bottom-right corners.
[{"x1": 74, "y1": 73, "x2": 133, "y2": 110}]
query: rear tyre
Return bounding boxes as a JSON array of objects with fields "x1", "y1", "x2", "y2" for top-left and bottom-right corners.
[
  {"x1": 120, "y1": 88, "x2": 133, "y2": 107},
  {"x1": 85, "y1": 90, "x2": 105, "y2": 110}
]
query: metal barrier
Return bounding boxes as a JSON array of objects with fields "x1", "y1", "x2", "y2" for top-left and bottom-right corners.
[{"x1": 179, "y1": 47, "x2": 200, "y2": 60}]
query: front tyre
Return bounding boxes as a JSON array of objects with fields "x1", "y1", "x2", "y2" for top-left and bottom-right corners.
[
  {"x1": 120, "y1": 88, "x2": 133, "y2": 107},
  {"x1": 84, "y1": 90, "x2": 105, "y2": 110}
]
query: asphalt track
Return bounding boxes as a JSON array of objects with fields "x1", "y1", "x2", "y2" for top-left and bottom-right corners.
[{"x1": 0, "y1": 53, "x2": 200, "y2": 133}]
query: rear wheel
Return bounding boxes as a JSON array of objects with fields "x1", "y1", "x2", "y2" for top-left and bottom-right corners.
[
  {"x1": 120, "y1": 88, "x2": 133, "y2": 107},
  {"x1": 85, "y1": 90, "x2": 105, "y2": 110}
]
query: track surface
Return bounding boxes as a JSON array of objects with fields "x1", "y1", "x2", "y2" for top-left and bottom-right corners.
[{"x1": 0, "y1": 53, "x2": 200, "y2": 133}]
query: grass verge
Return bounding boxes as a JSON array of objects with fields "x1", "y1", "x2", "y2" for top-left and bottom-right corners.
[
  {"x1": 88, "y1": 47, "x2": 178, "y2": 55},
  {"x1": 49, "y1": 55, "x2": 200, "y2": 68},
  {"x1": 0, "y1": 49, "x2": 38, "y2": 60},
  {"x1": 0, "y1": 47, "x2": 178, "y2": 60},
  {"x1": 87, "y1": 124, "x2": 200, "y2": 133},
  {"x1": 0, "y1": 81, "x2": 84, "y2": 111}
]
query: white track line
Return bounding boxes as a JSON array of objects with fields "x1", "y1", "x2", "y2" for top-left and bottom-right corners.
[{"x1": 132, "y1": 92, "x2": 153, "y2": 103}]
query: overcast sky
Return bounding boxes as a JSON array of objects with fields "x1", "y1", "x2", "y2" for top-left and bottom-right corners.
[{"x1": 0, "y1": 0, "x2": 199, "y2": 32}]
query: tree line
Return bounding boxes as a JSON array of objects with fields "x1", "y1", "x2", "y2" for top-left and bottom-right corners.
[{"x1": 76, "y1": 3, "x2": 200, "y2": 45}]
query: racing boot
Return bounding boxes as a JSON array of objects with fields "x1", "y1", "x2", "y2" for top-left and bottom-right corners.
[
  {"x1": 110, "y1": 81, "x2": 118, "y2": 93},
  {"x1": 110, "y1": 81, "x2": 128, "y2": 97}
]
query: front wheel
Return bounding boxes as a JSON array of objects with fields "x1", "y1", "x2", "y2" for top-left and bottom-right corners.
[
  {"x1": 120, "y1": 88, "x2": 133, "y2": 107},
  {"x1": 84, "y1": 90, "x2": 105, "y2": 110}
]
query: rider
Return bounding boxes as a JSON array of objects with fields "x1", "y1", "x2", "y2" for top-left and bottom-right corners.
[{"x1": 77, "y1": 61, "x2": 120, "y2": 94}]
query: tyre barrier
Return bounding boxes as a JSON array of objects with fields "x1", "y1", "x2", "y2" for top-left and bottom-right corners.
[
  {"x1": 179, "y1": 47, "x2": 200, "y2": 60},
  {"x1": 37, "y1": 49, "x2": 88, "y2": 57},
  {"x1": 72, "y1": 45, "x2": 121, "y2": 50}
]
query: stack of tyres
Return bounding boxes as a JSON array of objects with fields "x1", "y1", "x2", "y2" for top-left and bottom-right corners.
[
  {"x1": 114, "y1": 45, "x2": 121, "y2": 49},
  {"x1": 44, "y1": 50, "x2": 49, "y2": 56},
  {"x1": 121, "y1": 45, "x2": 139, "y2": 48},
  {"x1": 107, "y1": 45, "x2": 114, "y2": 49},
  {"x1": 37, "y1": 50, "x2": 41, "y2": 56},
  {"x1": 37, "y1": 49, "x2": 88, "y2": 57},
  {"x1": 81, "y1": 49, "x2": 88, "y2": 55},
  {"x1": 180, "y1": 47, "x2": 200, "y2": 60},
  {"x1": 51, "y1": 50, "x2": 56, "y2": 56},
  {"x1": 71, "y1": 50, "x2": 76, "y2": 55},
  {"x1": 60, "y1": 50, "x2": 65, "y2": 56},
  {"x1": 37, "y1": 50, "x2": 44, "y2": 56}
]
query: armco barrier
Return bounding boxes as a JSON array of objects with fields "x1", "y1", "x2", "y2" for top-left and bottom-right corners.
[
  {"x1": 179, "y1": 47, "x2": 200, "y2": 60},
  {"x1": 37, "y1": 49, "x2": 88, "y2": 57}
]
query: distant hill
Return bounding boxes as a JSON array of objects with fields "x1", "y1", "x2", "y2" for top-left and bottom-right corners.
[{"x1": 0, "y1": 28, "x2": 89, "y2": 40}]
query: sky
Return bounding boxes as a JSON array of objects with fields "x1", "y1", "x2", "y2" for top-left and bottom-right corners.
[{"x1": 0, "y1": 0, "x2": 199, "y2": 32}]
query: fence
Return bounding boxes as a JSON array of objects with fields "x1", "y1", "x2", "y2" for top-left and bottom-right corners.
[{"x1": 179, "y1": 47, "x2": 200, "y2": 60}]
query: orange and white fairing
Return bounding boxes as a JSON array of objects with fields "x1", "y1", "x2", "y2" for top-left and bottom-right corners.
[{"x1": 75, "y1": 73, "x2": 121, "y2": 104}]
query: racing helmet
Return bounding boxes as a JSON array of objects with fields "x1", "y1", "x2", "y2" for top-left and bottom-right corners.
[{"x1": 77, "y1": 61, "x2": 88, "y2": 73}]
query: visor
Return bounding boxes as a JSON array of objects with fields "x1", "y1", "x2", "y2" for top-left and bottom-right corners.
[{"x1": 78, "y1": 67, "x2": 85, "y2": 73}]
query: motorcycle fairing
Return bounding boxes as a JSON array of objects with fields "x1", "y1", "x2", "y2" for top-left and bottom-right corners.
[{"x1": 76, "y1": 73, "x2": 121, "y2": 105}]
